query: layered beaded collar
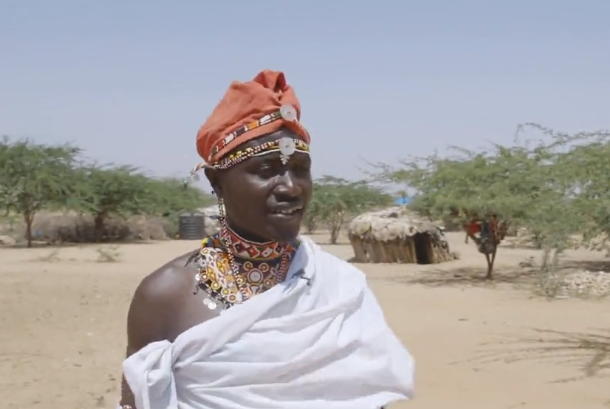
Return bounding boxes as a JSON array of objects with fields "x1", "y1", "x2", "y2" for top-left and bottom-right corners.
[
  {"x1": 224, "y1": 228, "x2": 298, "y2": 261},
  {"x1": 194, "y1": 227, "x2": 300, "y2": 310}
]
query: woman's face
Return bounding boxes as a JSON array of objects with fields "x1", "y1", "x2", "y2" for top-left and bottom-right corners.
[{"x1": 206, "y1": 128, "x2": 312, "y2": 243}]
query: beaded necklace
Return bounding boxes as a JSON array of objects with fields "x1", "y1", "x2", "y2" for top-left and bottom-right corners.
[{"x1": 192, "y1": 227, "x2": 299, "y2": 310}]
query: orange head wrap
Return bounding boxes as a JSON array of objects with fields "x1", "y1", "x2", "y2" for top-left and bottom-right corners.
[{"x1": 196, "y1": 70, "x2": 310, "y2": 165}]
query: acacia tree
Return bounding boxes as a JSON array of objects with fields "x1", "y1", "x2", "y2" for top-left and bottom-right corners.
[
  {"x1": 309, "y1": 181, "x2": 347, "y2": 244},
  {"x1": 67, "y1": 166, "x2": 215, "y2": 241},
  {"x1": 525, "y1": 123, "x2": 610, "y2": 252},
  {"x1": 302, "y1": 199, "x2": 321, "y2": 234},
  {"x1": 306, "y1": 175, "x2": 392, "y2": 244},
  {"x1": 68, "y1": 165, "x2": 158, "y2": 241},
  {"x1": 372, "y1": 136, "x2": 580, "y2": 279},
  {"x1": 147, "y1": 177, "x2": 216, "y2": 237},
  {"x1": 148, "y1": 177, "x2": 215, "y2": 216},
  {"x1": 0, "y1": 138, "x2": 81, "y2": 247}
]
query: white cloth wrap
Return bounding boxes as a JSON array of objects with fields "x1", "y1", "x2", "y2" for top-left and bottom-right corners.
[{"x1": 123, "y1": 237, "x2": 414, "y2": 409}]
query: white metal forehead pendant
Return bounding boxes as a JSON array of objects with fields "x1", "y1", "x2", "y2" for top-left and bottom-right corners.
[{"x1": 278, "y1": 137, "x2": 296, "y2": 165}]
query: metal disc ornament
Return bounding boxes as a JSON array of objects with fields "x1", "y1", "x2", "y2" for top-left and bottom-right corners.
[{"x1": 280, "y1": 105, "x2": 298, "y2": 122}]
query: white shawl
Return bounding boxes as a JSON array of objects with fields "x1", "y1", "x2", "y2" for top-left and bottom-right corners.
[{"x1": 122, "y1": 237, "x2": 414, "y2": 409}]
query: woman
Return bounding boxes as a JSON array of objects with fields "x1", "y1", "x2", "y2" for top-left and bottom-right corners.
[{"x1": 117, "y1": 70, "x2": 414, "y2": 409}]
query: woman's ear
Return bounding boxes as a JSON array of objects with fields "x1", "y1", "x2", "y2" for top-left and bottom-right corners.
[{"x1": 204, "y1": 168, "x2": 223, "y2": 197}]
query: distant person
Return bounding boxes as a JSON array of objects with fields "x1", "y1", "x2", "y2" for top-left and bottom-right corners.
[{"x1": 117, "y1": 70, "x2": 414, "y2": 409}]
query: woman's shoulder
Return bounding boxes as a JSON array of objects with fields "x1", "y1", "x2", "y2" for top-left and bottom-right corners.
[
  {"x1": 138, "y1": 252, "x2": 197, "y2": 300},
  {"x1": 127, "y1": 235, "x2": 226, "y2": 346},
  {"x1": 131, "y1": 251, "x2": 199, "y2": 323},
  {"x1": 125, "y1": 251, "x2": 199, "y2": 349},
  {"x1": 135, "y1": 234, "x2": 224, "y2": 303}
]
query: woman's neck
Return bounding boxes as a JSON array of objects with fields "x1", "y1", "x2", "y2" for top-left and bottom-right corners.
[
  {"x1": 225, "y1": 221, "x2": 274, "y2": 244},
  {"x1": 222, "y1": 223, "x2": 296, "y2": 261}
]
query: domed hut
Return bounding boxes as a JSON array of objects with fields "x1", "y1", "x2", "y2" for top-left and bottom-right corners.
[{"x1": 348, "y1": 207, "x2": 455, "y2": 264}]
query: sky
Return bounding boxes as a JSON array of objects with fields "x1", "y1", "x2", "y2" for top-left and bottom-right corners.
[{"x1": 1, "y1": 0, "x2": 609, "y2": 191}]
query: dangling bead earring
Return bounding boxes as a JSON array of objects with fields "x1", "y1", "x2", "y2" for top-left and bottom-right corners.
[
  {"x1": 217, "y1": 197, "x2": 226, "y2": 223},
  {"x1": 216, "y1": 197, "x2": 248, "y2": 303},
  {"x1": 217, "y1": 197, "x2": 229, "y2": 245}
]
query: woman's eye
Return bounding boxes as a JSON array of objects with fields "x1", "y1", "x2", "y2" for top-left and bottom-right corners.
[{"x1": 257, "y1": 165, "x2": 276, "y2": 178}]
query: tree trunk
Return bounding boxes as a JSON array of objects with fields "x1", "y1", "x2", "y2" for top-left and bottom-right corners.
[
  {"x1": 330, "y1": 223, "x2": 340, "y2": 244},
  {"x1": 23, "y1": 211, "x2": 34, "y2": 248},
  {"x1": 329, "y1": 212, "x2": 344, "y2": 245},
  {"x1": 93, "y1": 211, "x2": 107, "y2": 242},
  {"x1": 303, "y1": 216, "x2": 318, "y2": 235}
]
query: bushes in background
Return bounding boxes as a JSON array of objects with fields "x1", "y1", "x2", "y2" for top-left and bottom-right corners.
[{"x1": 0, "y1": 137, "x2": 214, "y2": 245}]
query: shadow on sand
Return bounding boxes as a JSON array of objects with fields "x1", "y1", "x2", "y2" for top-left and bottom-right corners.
[
  {"x1": 377, "y1": 266, "x2": 534, "y2": 288},
  {"x1": 458, "y1": 327, "x2": 610, "y2": 383},
  {"x1": 0, "y1": 239, "x2": 164, "y2": 250},
  {"x1": 370, "y1": 258, "x2": 610, "y2": 290}
]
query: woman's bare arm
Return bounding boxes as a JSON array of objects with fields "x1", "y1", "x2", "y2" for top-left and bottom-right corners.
[
  {"x1": 119, "y1": 350, "x2": 136, "y2": 408},
  {"x1": 118, "y1": 266, "x2": 184, "y2": 408}
]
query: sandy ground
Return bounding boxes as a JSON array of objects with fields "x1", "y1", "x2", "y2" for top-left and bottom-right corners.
[{"x1": 1, "y1": 232, "x2": 609, "y2": 409}]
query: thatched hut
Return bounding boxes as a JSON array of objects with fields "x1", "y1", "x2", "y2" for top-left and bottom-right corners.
[{"x1": 348, "y1": 207, "x2": 455, "y2": 264}]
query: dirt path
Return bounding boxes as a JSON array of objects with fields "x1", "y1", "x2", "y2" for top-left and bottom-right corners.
[{"x1": 1, "y1": 233, "x2": 608, "y2": 408}]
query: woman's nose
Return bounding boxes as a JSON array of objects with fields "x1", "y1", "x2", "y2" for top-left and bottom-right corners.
[{"x1": 275, "y1": 171, "x2": 301, "y2": 198}]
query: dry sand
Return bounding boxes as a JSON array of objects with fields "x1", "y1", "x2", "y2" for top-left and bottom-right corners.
[{"x1": 1, "y1": 232, "x2": 609, "y2": 408}]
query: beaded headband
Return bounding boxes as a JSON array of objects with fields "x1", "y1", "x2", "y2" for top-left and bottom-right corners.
[{"x1": 188, "y1": 104, "x2": 310, "y2": 181}]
